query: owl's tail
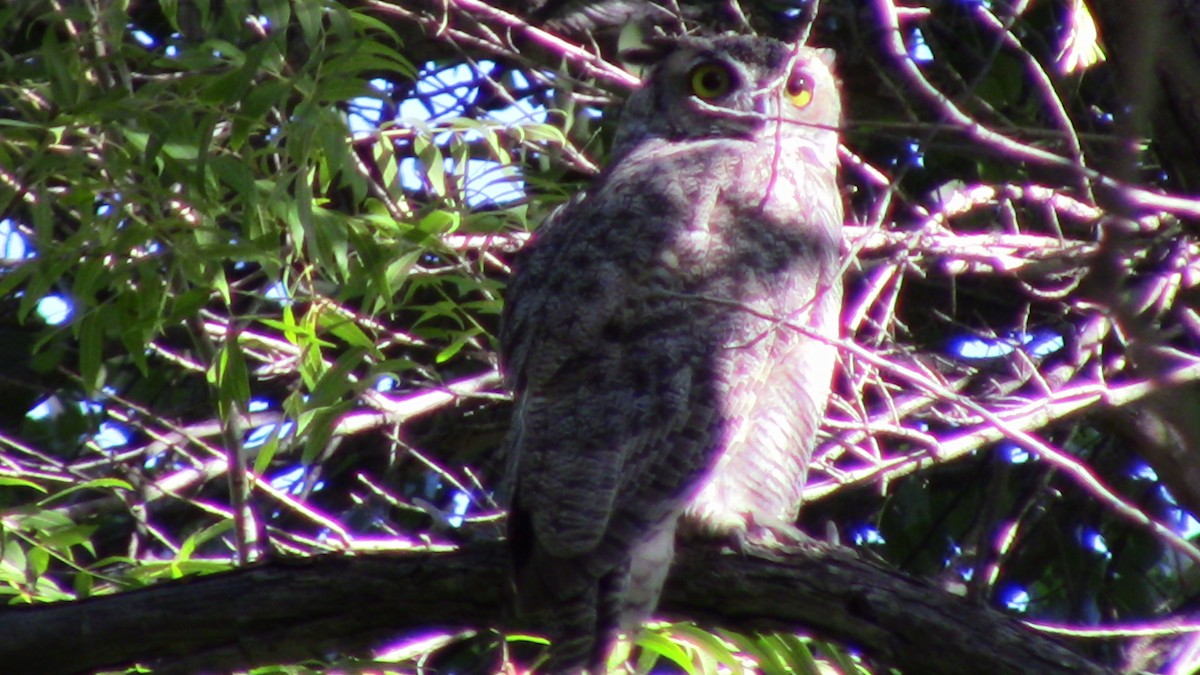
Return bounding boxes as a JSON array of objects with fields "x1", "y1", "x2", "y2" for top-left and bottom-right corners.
[
  {"x1": 511, "y1": 542, "x2": 621, "y2": 673},
  {"x1": 506, "y1": 501, "x2": 614, "y2": 673}
]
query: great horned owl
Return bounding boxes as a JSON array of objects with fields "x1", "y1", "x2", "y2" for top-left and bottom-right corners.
[{"x1": 500, "y1": 34, "x2": 843, "y2": 673}]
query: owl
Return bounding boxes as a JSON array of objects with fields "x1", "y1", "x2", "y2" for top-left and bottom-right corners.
[{"x1": 500, "y1": 34, "x2": 843, "y2": 673}]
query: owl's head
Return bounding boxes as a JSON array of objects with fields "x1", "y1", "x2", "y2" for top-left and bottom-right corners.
[{"x1": 614, "y1": 35, "x2": 841, "y2": 155}]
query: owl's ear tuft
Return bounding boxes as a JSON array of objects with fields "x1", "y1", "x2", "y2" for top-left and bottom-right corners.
[
  {"x1": 812, "y1": 48, "x2": 837, "y2": 70},
  {"x1": 619, "y1": 46, "x2": 664, "y2": 67},
  {"x1": 620, "y1": 31, "x2": 684, "y2": 65}
]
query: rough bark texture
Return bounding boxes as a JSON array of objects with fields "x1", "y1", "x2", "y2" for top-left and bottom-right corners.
[{"x1": 0, "y1": 542, "x2": 1112, "y2": 675}]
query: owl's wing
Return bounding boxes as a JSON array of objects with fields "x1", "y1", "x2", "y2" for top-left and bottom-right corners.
[
  {"x1": 498, "y1": 196, "x2": 580, "y2": 393},
  {"x1": 500, "y1": 180, "x2": 718, "y2": 562},
  {"x1": 501, "y1": 206, "x2": 694, "y2": 556}
]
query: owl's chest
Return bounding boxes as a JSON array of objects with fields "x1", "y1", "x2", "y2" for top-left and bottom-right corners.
[
  {"x1": 587, "y1": 140, "x2": 837, "y2": 302},
  {"x1": 664, "y1": 160, "x2": 824, "y2": 287}
]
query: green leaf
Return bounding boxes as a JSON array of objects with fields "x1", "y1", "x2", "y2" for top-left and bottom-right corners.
[
  {"x1": 324, "y1": 314, "x2": 374, "y2": 345},
  {"x1": 435, "y1": 329, "x2": 476, "y2": 364},
  {"x1": 73, "y1": 570, "x2": 94, "y2": 598},
  {"x1": 667, "y1": 624, "x2": 744, "y2": 673},
  {"x1": 36, "y1": 478, "x2": 134, "y2": 507},
  {"x1": 40, "y1": 524, "x2": 98, "y2": 553},
  {"x1": 251, "y1": 428, "x2": 284, "y2": 475},
  {"x1": 27, "y1": 547, "x2": 49, "y2": 577},
  {"x1": 300, "y1": 405, "x2": 342, "y2": 465},
  {"x1": 0, "y1": 478, "x2": 47, "y2": 493},
  {"x1": 78, "y1": 311, "x2": 105, "y2": 395},
  {"x1": 161, "y1": 140, "x2": 200, "y2": 161},
  {"x1": 635, "y1": 629, "x2": 696, "y2": 674},
  {"x1": 414, "y1": 135, "x2": 446, "y2": 197},
  {"x1": 10, "y1": 509, "x2": 74, "y2": 532},
  {"x1": 40, "y1": 30, "x2": 79, "y2": 107},
  {"x1": 309, "y1": 347, "x2": 366, "y2": 407},
  {"x1": 258, "y1": 0, "x2": 292, "y2": 42},
  {"x1": 771, "y1": 634, "x2": 820, "y2": 675},
  {"x1": 417, "y1": 209, "x2": 460, "y2": 236},
  {"x1": 213, "y1": 341, "x2": 251, "y2": 416},
  {"x1": 295, "y1": 2, "x2": 321, "y2": 45}
]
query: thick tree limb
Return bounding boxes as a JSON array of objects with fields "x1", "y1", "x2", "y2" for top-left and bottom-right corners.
[{"x1": 0, "y1": 542, "x2": 1111, "y2": 675}]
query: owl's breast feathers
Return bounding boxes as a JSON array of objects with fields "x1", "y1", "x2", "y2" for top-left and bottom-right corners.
[{"x1": 625, "y1": 137, "x2": 843, "y2": 534}]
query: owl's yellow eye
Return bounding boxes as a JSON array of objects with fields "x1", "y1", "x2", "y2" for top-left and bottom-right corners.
[
  {"x1": 688, "y1": 62, "x2": 734, "y2": 100},
  {"x1": 786, "y1": 70, "x2": 815, "y2": 109}
]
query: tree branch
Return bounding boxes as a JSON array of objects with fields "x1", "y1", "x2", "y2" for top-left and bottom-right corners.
[{"x1": 0, "y1": 542, "x2": 1111, "y2": 674}]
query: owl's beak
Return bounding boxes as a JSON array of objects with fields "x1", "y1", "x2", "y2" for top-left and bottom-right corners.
[
  {"x1": 754, "y1": 93, "x2": 784, "y2": 124},
  {"x1": 753, "y1": 94, "x2": 773, "y2": 117}
]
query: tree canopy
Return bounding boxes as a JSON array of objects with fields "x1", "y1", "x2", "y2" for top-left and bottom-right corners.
[{"x1": 1, "y1": 0, "x2": 1199, "y2": 673}]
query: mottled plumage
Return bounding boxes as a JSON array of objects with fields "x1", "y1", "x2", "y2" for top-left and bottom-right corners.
[{"x1": 500, "y1": 34, "x2": 843, "y2": 673}]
